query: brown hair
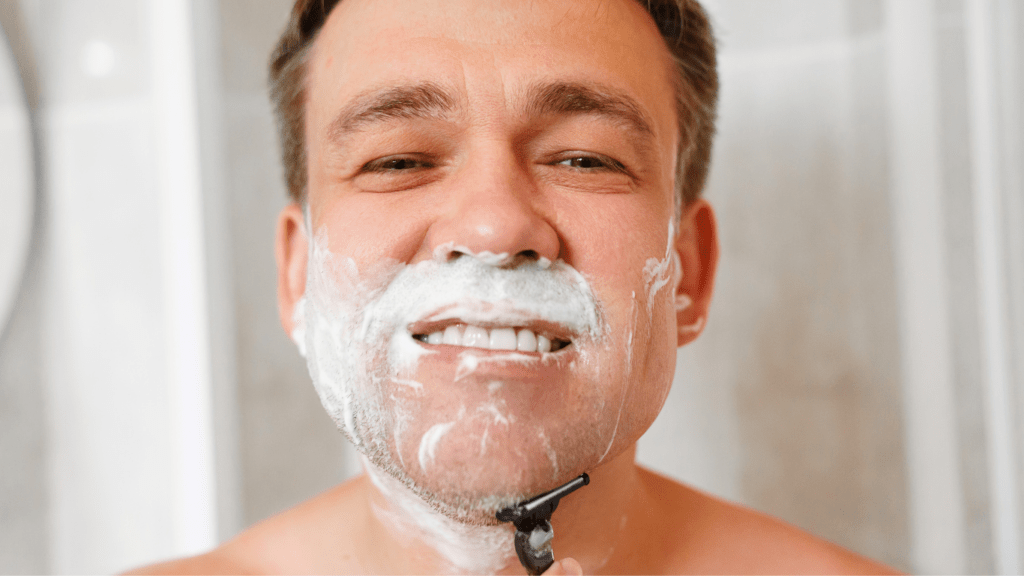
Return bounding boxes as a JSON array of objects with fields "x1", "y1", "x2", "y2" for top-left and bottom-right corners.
[{"x1": 268, "y1": 0, "x2": 718, "y2": 207}]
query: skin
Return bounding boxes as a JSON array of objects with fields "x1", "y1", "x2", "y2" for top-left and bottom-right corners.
[{"x1": 129, "y1": 0, "x2": 900, "y2": 573}]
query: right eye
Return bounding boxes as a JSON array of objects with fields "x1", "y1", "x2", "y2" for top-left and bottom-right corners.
[
  {"x1": 361, "y1": 155, "x2": 434, "y2": 172},
  {"x1": 352, "y1": 154, "x2": 441, "y2": 192}
]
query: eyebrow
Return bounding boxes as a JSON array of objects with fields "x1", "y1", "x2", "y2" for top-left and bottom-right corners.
[
  {"x1": 523, "y1": 81, "x2": 655, "y2": 139},
  {"x1": 326, "y1": 82, "x2": 457, "y2": 144},
  {"x1": 324, "y1": 80, "x2": 655, "y2": 150}
]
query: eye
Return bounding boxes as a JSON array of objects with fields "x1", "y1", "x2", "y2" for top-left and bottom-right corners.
[
  {"x1": 361, "y1": 155, "x2": 434, "y2": 172},
  {"x1": 352, "y1": 153, "x2": 442, "y2": 193},
  {"x1": 553, "y1": 153, "x2": 627, "y2": 173}
]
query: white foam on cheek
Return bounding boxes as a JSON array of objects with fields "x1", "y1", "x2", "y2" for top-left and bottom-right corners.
[
  {"x1": 453, "y1": 349, "x2": 561, "y2": 382},
  {"x1": 392, "y1": 378, "x2": 425, "y2": 392},
  {"x1": 598, "y1": 291, "x2": 639, "y2": 464},
  {"x1": 388, "y1": 393, "x2": 414, "y2": 469},
  {"x1": 390, "y1": 328, "x2": 434, "y2": 374},
  {"x1": 539, "y1": 429, "x2": 559, "y2": 481},
  {"x1": 479, "y1": 428, "x2": 490, "y2": 456},
  {"x1": 476, "y1": 381, "x2": 513, "y2": 457},
  {"x1": 364, "y1": 458, "x2": 515, "y2": 574},
  {"x1": 642, "y1": 218, "x2": 677, "y2": 313},
  {"x1": 301, "y1": 231, "x2": 406, "y2": 447},
  {"x1": 455, "y1": 353, "x2": 480, "y2": 382},
  {"x1": 418, "y1": 420, "x2": 457, "y2": 472},
  {"x1": 478, "y1": 398, "x2": 514, "y2": 426},
  {"x1": 597, "y1": 218, "x2": 677, "y2": 463}
]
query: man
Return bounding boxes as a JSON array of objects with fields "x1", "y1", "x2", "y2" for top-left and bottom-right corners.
[{"x1": 135, "y1": 0, "x2": 897, "y2": 573}]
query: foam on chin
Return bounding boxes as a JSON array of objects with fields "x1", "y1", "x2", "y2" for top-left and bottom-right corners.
[{"x1": 364, "y1": 456, "x2": 517, "y2": 574}]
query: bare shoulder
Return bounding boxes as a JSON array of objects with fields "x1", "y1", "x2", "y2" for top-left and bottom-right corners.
[
  {"x1": 123, "y1": 549, "x2": 259, "y2": 576},
  {"x1": 124, "y1": 475, "x2": 370, "y2": 575},
  {"x1": 636, "y1": 467, "x2": 902, "y2": 575}
]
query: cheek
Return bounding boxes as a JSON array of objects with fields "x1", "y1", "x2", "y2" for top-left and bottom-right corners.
[
  {"x1": 604, "y1": 327, "x2": 675, "y2": 456},
  {"x1": 599, "y1": 254, "x2": 680, "y2": 453},
  {"x1": 637, "y1": 257, "x2": 682, "y2": 406},
  {"x1": 312, "y1": 191, "x2": 434, "y2": 264}
]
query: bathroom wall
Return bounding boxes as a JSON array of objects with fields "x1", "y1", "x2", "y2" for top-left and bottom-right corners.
[{"x1": 639, "y1": 0, "x2": 909, "y2": 568}]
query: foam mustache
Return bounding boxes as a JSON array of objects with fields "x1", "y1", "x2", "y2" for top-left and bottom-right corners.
[
  {"x1": 298, "y1": 237, "x2": 607, "y2": 364},
  {"x1": 292, "y1": 233, "x2": 608, "y2": 445}
]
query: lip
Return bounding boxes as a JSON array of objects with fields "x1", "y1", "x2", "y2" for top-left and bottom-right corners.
[
  {"x1": 411, "y1": 335, "x2": 573, "y2": 356},
  {"x1": 406, "y1": 303, "x2": 578, "y2": 345},
  {"x1": 399, "y1": 305, "x2": 583, "y2": 386},
  {"x1": 416, "y1": 341, "x2": 579, "y2": 380}
]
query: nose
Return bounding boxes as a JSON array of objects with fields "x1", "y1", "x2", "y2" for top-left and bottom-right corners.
[{"x1": 427, "y1": 148, "x2": 560, "y2": 266}]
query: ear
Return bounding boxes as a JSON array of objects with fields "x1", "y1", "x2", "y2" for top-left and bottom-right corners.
[
  {"x1": 673, "y1": 198, "x2": 719, "y2": 346},
  {"x1": 276, "y1": 202, "x2": 308, "y2": 337}
]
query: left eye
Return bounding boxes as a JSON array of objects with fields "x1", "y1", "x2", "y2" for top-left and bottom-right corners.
[{"x1": 554, "y1": 154, "x2": 626, "y2": 173}]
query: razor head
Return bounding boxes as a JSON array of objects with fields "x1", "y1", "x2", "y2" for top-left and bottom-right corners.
[
  {"x1": 496, "y1": 473, "x2": 590, "y2": 575},
  {"x1": 496, "y1": 473, "x2": 590, "y2": 530}
]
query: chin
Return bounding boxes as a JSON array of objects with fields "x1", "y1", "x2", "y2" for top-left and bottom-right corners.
[{"x1": 361, "y1": 411, "x2": 605, "y2": 523}]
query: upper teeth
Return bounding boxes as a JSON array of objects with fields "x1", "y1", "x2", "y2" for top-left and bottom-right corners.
[{"x1": 416, "y1": 325, "x2": 562, "y2": 353}]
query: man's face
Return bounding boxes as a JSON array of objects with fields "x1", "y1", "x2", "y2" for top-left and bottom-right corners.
[{"x1": 285, "y1": 0, "x2": 698, "y2": 519}]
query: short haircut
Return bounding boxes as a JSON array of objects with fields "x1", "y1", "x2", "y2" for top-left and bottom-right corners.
[{"x1": 268, "y1": 0, "x2": 718, "y2": 207}]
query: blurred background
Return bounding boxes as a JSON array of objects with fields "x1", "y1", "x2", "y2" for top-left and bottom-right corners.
[{"x1": 1, "y1": 0, "x2": 1023, "y2": 573}]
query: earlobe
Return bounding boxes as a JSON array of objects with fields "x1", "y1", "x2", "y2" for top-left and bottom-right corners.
[
  {"x1": 673, "y1": 199, "x2": 719, "y2": 347},
  {"x1": 276, "y1": 202, "x2": 309, "y2": 337}
]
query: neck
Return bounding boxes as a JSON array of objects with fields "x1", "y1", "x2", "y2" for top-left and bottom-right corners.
[{"x1": 360, "y1": 446, "x2": 641, "y2": 574}]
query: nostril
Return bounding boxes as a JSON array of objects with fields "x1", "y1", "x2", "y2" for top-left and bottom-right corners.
[
  {"x1": 435, "y1": 246, "x2": 549, "y2": 267},
  {"x1": 495, "y1": 250, "x2": 542, "y2": 269}
]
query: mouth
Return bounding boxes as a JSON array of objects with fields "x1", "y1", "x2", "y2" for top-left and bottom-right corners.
[{"x1": 410, "y1": 321, "x2": 572, "y2": 354}]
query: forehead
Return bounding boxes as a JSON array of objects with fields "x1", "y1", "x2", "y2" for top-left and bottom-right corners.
[{"x1": 307, "y1": 0, "x2": 678, "y2": 136}]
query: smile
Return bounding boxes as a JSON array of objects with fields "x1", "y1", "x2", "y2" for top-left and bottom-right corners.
[{"x1": 410, "y1": 323, "x2": 572, "y2": 353}]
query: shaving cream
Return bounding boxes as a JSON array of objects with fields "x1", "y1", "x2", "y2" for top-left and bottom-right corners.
[
  {"x1": 293, "y1": 223, "x2": 615, "y2": 502},
  {"x1": 291, "y1": 210, "x2": 680, "y2": 571},
  {"x1": 364, "y1": 456, "x2": 517, "y2": 573},
  {"x1": 642, "y1": 219, "x2": 677, "y2": 312}
]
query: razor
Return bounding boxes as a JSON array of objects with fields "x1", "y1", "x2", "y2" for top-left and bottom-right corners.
[{"x1": 496, "y1": 473, "x2": 590, "y2": 575}]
